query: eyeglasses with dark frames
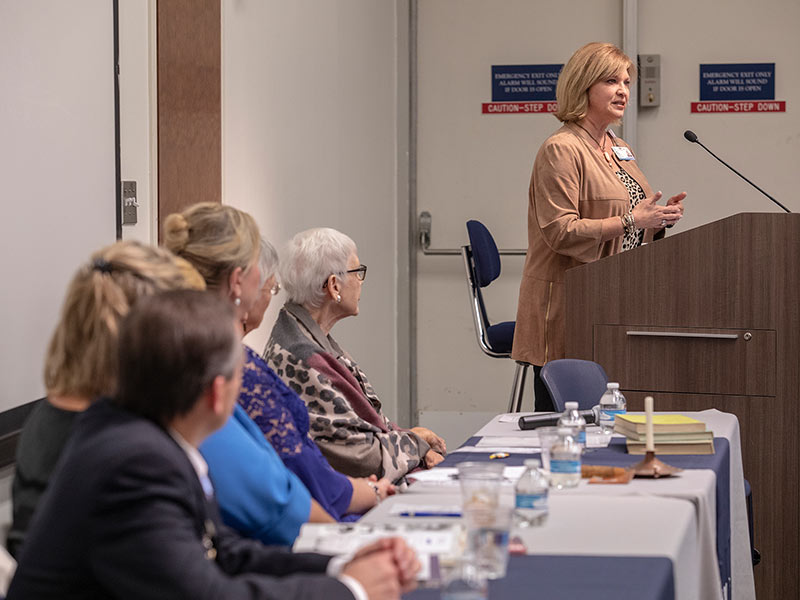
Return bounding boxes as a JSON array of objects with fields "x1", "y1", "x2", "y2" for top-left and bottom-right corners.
[
  {"x1": 322, "y1": 264, "x2": 368, "y2": 288},
  {"x1": 346, "y1": 264, "x2": 367, "y2": 281}
]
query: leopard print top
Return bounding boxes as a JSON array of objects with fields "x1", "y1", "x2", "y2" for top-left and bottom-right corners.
[{"x1": 616, "y1": 167, "x2": 646, "y2": 251}]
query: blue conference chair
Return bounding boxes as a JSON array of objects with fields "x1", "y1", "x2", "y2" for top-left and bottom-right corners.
[
  {"x1": 540, "y1": 359, "x2": 609, "y2": 412},
  {"x1": 463, "y1": 220, "x2": 530, "y2": 412}
]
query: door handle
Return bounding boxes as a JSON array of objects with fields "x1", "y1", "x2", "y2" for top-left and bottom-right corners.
[{"x1": 626, "y1": 330, "x2": 739, "y2": 340}]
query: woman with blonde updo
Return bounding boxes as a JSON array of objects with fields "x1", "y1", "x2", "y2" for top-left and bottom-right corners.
[
  {"x1": 163, "y1": 202, "x2": 263, "y2": 328},
  {"x1": 9, "y1": 241, "x2": 204, "y2": 557},
  {"x1": 165, "y1": 203, "x2": 396, "y2": 546}
]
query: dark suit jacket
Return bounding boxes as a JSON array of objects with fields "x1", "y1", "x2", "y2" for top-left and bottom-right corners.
[{"x1": 7, "y1": 400, "x2": 353, "y2": 600}]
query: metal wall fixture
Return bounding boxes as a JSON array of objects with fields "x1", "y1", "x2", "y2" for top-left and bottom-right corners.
[{"x1": 418, "y1": 211, "x2": 526, "y2": 256}]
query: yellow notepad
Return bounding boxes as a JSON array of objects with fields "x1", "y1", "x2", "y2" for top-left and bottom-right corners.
[{"x1": 615, "y1": 414, "x2": 707, "y2": 434}]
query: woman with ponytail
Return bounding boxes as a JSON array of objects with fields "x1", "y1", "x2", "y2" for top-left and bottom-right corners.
[{"x1": 8, "y1": 241, "x2": 204, "y2": 557}]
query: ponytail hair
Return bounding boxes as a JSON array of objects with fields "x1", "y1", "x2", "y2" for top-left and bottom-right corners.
[{"x1": 44, "y1": 241, "x2": 205, "y2": 399}]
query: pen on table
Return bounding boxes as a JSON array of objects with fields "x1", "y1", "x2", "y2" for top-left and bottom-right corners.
[{"x1": 399, "y1": 511, "x2": 462, "y2": 517}]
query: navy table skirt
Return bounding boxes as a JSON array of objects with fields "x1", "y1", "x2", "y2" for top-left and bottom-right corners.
[{"x1": 405, "y1": 555, "x2": 674, "y2": 600}]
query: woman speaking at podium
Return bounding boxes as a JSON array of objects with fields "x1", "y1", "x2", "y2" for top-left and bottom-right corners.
[{"x1": 512, "y1": 42, "x2": 686, "y2": 411}]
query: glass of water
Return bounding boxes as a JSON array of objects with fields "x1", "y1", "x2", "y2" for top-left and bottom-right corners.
[
  {"x1": 457, "y1": 461, "x2": 504, "y2": 509},
  {"x1": 440, "y1": 559, "x2": 488, "y2": 600},
  {"x1": 536, "y1": 426, "x2": 561, "y2": 473},
  {"x1": 462, "y1": 505, "x2": 512, "y2": 580}
]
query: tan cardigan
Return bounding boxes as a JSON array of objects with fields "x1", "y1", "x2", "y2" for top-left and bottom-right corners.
[{"x1": 511, "y1": 122, "x2": 658, "y2": 366}]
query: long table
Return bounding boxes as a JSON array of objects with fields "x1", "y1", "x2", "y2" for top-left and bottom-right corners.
[
  {"x1": 364, "y1": 491, "x2": 698, "y2": 600},
  {"x1": 366, "y1": 409, "x2": 755, "y2": 600},
  {"x1": 468, "y1": 408, "x2": 754, "y2": 600}
]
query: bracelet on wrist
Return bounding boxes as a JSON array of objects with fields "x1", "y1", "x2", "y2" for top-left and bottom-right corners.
[{"x1": 621, "y1": 211, "x2": 636, "y2": 235}]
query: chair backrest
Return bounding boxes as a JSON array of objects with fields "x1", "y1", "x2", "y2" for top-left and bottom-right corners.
[
  {"x1": 466, "y1": 220, "x2": 501, "y2": 287},
  {"x1": 462, "y1": 220, "x2": 506, "y2": 358},
  {"x1": 540, "y1": 359, "x2": 609, "y2": 412}
]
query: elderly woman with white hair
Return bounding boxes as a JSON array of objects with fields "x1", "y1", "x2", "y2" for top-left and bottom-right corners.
[
  {"x1": 166, "y1": 204, "x2": 396, "y2": 541},
  {"x1": 264, "y1": 228, "x2": 446, "y2": 483}
]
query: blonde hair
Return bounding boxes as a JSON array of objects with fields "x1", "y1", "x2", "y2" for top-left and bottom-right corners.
[
  {"x1": 555, "y1": 42, "x2": 636, "y2": 123},
  {"x1": 44, "y1": 241, "x2": 206, "y2": 399},
  {"x1": 163, "y1": 202, "x2": 260, "y2": 291}
]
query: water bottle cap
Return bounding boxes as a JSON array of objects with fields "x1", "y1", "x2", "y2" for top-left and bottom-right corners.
[
  {"x1": 607, "y1": 382, "x2": 620, "y2": 389},
  {"x1": 564, "y1": 401, "x2": 578, "y2": 410},
  {"x1": 524, "y1": 458, "x2": 541, "y2": 468}
]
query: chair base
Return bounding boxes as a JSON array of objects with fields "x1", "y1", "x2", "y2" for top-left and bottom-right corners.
[{"x1": 508, "y1": 362, "x2": 531, "y2": 413}]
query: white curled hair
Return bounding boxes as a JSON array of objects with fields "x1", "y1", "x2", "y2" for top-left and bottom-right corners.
[
  {"x1": 280, "y1": 227, "x2": 357, "y2": 308},
  {"x1": 257, "y1": 237, "x2": 279, "y2": 287}
]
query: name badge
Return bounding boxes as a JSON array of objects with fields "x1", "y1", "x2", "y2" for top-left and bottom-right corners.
[{"x1": 612, "y1": 146, "x2": 635, "y2": 161}]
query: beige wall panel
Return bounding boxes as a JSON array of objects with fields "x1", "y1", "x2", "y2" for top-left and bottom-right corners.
[{"x1": 222, "y1": 0, "x2": 403, "y2": 420}]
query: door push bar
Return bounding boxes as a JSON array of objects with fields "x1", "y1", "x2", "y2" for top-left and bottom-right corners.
[{"x1": 418, "y1": 211, "x2": 526, "y2": 256}]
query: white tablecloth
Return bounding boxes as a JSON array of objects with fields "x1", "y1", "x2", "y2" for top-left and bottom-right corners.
[
  {"x1": 469, "y1": 409, "x2": 754, "y2": 600},
  {"x1": 364, "y1": 487, "x2": 699, "y2": 599}
]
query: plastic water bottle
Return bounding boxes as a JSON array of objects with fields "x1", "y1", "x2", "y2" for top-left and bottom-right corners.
[
  {"x1": 514, "y1": 458, "x2": 548, "y2": 527},
  {"x1": 549, "y1": 428, "x2": 582, "y2": 489},
  {"x1": 598, "y1": 382, "x2": 627, "y2": 434},
  {"x1": 557, "y1": 402, "x2": 587, "y2": 448}
]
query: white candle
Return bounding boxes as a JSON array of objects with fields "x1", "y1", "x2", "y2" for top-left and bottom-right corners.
[{"x1": 644, "y1": 396, "x2": 655, "y2": 452}]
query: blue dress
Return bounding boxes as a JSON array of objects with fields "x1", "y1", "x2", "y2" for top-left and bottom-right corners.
[
  {"x1": 200, "y1": 404, "x2": 311, "y2": 546},
  {"x1": 239, "y1": 346, "x2": 355, "y2": 521}
]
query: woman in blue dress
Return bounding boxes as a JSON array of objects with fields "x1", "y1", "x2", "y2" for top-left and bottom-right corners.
[{"x1": 165, "y1": 203, "x2": 394, "y2": 533}]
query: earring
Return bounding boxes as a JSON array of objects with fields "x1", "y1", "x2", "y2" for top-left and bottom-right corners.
[
  {"x1": 336, "y1": 294, "x2": 342, "y2": 303},
  {"x1": 234, "y1": 297, "x2": 241, "y2": 306}
]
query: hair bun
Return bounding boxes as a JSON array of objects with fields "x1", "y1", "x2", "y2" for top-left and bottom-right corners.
[{"x1": 163, "y1": 213, "x2": 190, "y2": 252}]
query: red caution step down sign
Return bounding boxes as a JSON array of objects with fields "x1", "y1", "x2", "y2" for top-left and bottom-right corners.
[
  {"x1": 482, "y1": 102, "x2": 558, "y2": 114},
  {"x1": 691, "y1": 101, "x2": 786, "y2": 113}
]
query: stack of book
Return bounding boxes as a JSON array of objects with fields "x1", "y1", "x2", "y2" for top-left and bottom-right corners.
[{"x1": 614, "y1": 414, "x2": 715, "y2": 455}]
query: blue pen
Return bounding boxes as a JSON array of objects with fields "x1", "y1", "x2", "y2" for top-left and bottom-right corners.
[{"x1": 399, "y1": 511, "x2": 462, "y2": 517}]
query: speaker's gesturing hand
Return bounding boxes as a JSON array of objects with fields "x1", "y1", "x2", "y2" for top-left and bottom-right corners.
[{"x1": 631, "y1": 191, "x2": 686, "y2": 229}]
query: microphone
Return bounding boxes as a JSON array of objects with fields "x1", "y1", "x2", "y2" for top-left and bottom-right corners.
[
  {"x1": 518, "y1": 408, "x2": 597, "y2": 431},
  {"x1": 683, "y1": 130, "x2": 790, "y2": 213}
]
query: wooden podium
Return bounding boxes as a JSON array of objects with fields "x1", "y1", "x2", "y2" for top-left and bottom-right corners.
[{"x1": 565, "y1": 212, "x2": 800, "y2": 599}]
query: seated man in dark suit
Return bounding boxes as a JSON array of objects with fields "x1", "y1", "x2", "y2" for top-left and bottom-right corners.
[{"x1": 8, "y1": 289, "x2": 418, "y2": 600}]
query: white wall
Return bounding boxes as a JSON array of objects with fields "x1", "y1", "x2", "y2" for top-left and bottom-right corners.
[
  {"x1": 119, "y1": 0, "x2": 157, "y2": 244},
  {"x1": 637, "y1": 0, "x2": 799, "y2": 229},
  {"x1": 221, "y1": 0, "x2": 407, "y2": 422},
  {"x1": 0, "y1": 0, "x2": 117, "y2": 412}
]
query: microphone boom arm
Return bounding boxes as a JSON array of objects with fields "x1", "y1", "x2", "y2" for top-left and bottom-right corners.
[{"x1": 687, "y1": 132, "x2": 791, "y2": 213}]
